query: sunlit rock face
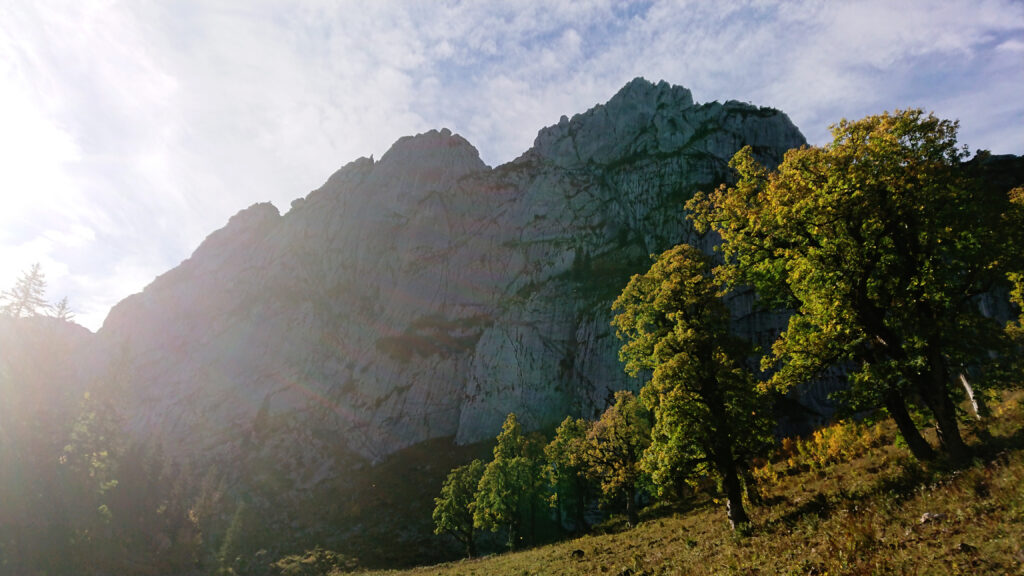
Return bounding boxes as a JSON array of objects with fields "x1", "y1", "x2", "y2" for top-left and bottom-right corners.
[{"x1": 97, "y1": 78, "x2": 806, "y2": 474}]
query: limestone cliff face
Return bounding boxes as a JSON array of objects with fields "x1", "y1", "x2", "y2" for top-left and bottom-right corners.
[{"x1": 98, "y1": 79, "x2": 806, "y2": 474}]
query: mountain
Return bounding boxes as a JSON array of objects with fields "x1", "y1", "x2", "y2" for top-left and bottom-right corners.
[
  {"x1": 2, "y1": 78, "x2": 819, "y2": 569},
  {"x1": 8, "y1": 79, "x2": 1022, "y2": 572},
  {"x1": 96, "y1": 79, "x2": 805, "y2": 467}
]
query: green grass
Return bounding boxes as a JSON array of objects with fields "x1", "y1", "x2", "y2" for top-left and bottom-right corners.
[{"x1": 351, "y1": 392, "x2": 1024, "y2": 576}]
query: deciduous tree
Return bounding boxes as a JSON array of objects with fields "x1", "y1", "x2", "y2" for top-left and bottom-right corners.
[
  {"x1": 60, "y1": 389, "x2": 126, "y2": 571},
  {"x1": 583, "y1": 391, "x2": 651, "y2": 527},
  {"x1": 1006, "y1": 187, "x2": 1024, "y2": 346},
  {"x1": 544, "y1": 416, "x2": 593, "y2": 533},
  {"x1": 689, "y1": 110, "x2": 1015, "y2": 463},
  {"x1": 611, "y1": 245, "x2": 771, "y2": 529},
  {"x1": 433, "y1": 459, "x2": 485, "y2": 557},
  {"x1": 473, "y1": 414, "x2": 545, "y2": 550}
]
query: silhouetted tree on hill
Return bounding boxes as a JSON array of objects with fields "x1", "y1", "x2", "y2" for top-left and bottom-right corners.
[{"x1": 1, "y1": 262, "x2": 49, "y2": 318}]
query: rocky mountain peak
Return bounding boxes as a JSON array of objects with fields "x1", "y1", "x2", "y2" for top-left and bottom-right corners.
[
  {"x1": 371, "y1": 128, "x2": 490, "y2": 193},
  {"x1": 605, "y1": 76, "x2": 695, "y2": 117},
  {"x1": 531, "y1": 77, "x2": 697, "y2": 167}
]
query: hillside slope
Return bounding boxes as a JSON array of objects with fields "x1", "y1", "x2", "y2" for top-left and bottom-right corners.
[{"x1": 354, "y1": 394, "x2": 1024, "y2": 576}]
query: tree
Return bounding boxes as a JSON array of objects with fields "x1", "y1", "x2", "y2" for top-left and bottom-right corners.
[
  {"x1": 689, "y1": 110, "x2": 1014, "y2": 463},
  {"x1": 1, "y1": 262, "x2": 49, "y2": 318},
  {"x1": 433, "y1": 459, "x2": 485, "y2": 557},
  {"x1": 544, "y1": 416, "x2": 593, "y2": 533},
  {"x1": 473, "y1": 414, "x2": 546, "y2": 550},
  {"x1": 583, "y1": 391, "x2": 651, "y2": 527},
  {"x1": 217, "y1": 501, "x2": 249, "y2": 575},
  {"x1": 611, "y1": 245, "x2": 771, "y2": 529},
  {"x1": 60, "y1": 390, "x2": 127, "y2": 571},
  {"x1": 104, "y1": 442, "x2": 204, "y2": 573},
  {"x1": 52, "y1": 296, "x2": 74, "y2": 322},
  {"x1": 1006, "y1": 187, "x2": 1024, "y2": 345},
  {"x1": 998, "y1": 185, "x2": 1024, "y2": 389}
]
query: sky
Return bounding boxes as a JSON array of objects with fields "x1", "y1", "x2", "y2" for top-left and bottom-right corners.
[{"x1": 1, "y1": 0, "x2": 1022, "y2": 331}]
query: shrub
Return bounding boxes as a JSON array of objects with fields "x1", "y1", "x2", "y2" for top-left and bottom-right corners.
[
  {"x1": 270, "y1": 546, "x2": 358, "y2": 576},
  {"x1": 776, "y1": 420, "x2": 889, "y2": 473}
]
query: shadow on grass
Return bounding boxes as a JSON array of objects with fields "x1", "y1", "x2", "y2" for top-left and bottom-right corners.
[
  {"x1": 764, "y1": 457, "x2": 931, "y2": 531},
  {"x1": 972, "y1": 422, "x2": 1024, "y2": 462},
  {"x1": 761, "y1": 423, "x2": 1024, "y2": 535}
]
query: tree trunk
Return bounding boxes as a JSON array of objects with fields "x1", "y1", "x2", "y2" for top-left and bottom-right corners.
[
  {"x1": 720, "y1": 459, "x2": 750, "y2": 530},
  {"x1": 553, "y1": 491, "x2": 565, "y2": 534},
  {"x1": 507, "y1": 520, "x2": 519, "y2": 550},
  {"x1": 528, "y1": 497, "x2": 537, "y2": 546},
  {"x1": 574, "y1": 478, "x2": 589, "y2": 533},
  {"x1": 922, "y1": 387, "x2": 971, "y2": 462},
  {"x1": 466, "y1": 533, "x2": 476, "y2": 558},
  {"x1": 917, "y1": 346, "x2": 971, "y2": 463},
  {"x1": 625, "y1": 487, "x2": 639, "y2": 527},
  {"x1": 700, "y1": 362, "x2": 750, "y2": 531},
  {"x1": 884, "y1": 390, "x2": 935, "y2": 461},
  {"x1": 958, "y1": 372, "x2": 989, "y2": 421}
]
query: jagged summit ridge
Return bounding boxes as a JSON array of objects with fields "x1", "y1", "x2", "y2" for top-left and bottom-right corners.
[
  {"x1": 530, "y1": 77, "x2": 800, "y2": 169},
  {"x1": 532, "y1": 78, "x2": 694, "y2": 165},
  {"x1": 293, "y1": 128, "x2": 487, "y2": 214}
]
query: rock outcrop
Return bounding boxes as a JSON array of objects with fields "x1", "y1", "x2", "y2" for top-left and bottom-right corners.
[{"x1": 96, "y1": 79, "x2": 806, "y2": 478}]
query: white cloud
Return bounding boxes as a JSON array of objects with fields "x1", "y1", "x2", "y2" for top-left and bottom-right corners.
[
  {"x1": 1, "y1": 0, "x2": 1021, "y2": 330},
  {"x1": 997, "y1": 38, "x2": 1024, "y2": 52}
]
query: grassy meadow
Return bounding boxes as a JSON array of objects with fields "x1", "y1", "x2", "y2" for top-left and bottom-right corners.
[{"x1": 351, "y1": 392, "x2": 1024, "y2": 576}]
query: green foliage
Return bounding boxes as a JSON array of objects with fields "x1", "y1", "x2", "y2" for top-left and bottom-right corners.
[
  {"x1": 270, "y1": 546, "x2": 358, "y2": 575},
  {"x1": 0, "y1": 339, "x2": 209, "y2": 575},
  {"x1": 60, "y1": 389, "x2": 127, "y2": 569},
  {"x1": 1, "y1": 262, "x2": 49, "y2": 318},
  {"x1": 583, "y1": 391, "x2": 651, "y2": 527},
  {"x1": 433, "y1": 459, "x2": 485, "y2": 557},
  {"x1": 753, "y1": 420, "x2": 891, "y2": 483},
  {"x1": 544, "y1": 416, "x2": 594, "y2": 532},
  {"x1": 790, "y1": 419, "x2": 888, "y2": 470},
  {"x1": 473, "y1": 414, "x2": 547, "y2": 549},
  {"x1": 1006, "y1": 187, "x2": 1024, "y2": 347},
  {"x1": 611, "y1": 244, "x2": 771, "y2": 528},
  {"x1": 62, "y1": 392, "x2": 124, "y2": 498},
  {"x1": 218, "y1": 501, "x2": 264, "y2": 575},
  {"x1": 353, "y1": 393, "x2": 1024, "y2": 576},
  {"x1": 107, "y1": 441, "x2": 205, "y2": 571},
  {"x1": 689, "y1": 109, "x2": 1013, "y2": 462}
]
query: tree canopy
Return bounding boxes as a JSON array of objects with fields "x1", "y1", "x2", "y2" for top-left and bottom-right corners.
[
  {"x1": 583, "y1": 390, "x2": 651, "y2": 527},
  {"x1": 473, "y1": 413, "x2": 546, "y2": 549},
  {"x1": 688, "y1": 109, "x2": 1016, "y2": 462},
  {"x1": 433, "y1": 459, "x2": 485, "y2": 557},
  {"x1": 611, "y1": 244, "x2": 771, "y2": 529},
  {"x1": 544, "y1": 416, "x2": 593, "y2": 533}
]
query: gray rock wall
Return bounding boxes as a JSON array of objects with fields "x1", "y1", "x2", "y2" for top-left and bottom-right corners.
[{"x1": 96, "y1": 79, "x2": 807, "y2": 476}]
